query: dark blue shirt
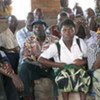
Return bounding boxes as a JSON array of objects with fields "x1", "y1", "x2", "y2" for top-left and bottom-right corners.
[{"x1": 0, "y1": 50, "x2": 9, "y2": 64}]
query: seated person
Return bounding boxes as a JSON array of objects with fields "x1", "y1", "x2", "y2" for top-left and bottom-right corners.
[
  {"x1": 18, "y1": 20, "x2": 58, "y2": 100},
  {"x1": 16, "y1": 12, "x2": 34, "y2": 64},
  {"x1": 0, "y1": 19, "x2": 19, "y2": 73},
  {"x1": 92, "y1": 37, "x2": 100, "y2": 99},
  {"x1": 8, "y1": 15, "x2": 18, "y2": 34},
  {"x1": 0, "y1": 50, "x2": 24, "y2": 100},
  {"x1": 38, "y1": 19, "x2": 88, "y2": 100}
]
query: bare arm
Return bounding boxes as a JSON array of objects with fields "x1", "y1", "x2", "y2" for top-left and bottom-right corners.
[
  {"x1": 73, "y1": 57, "x2": 87, "y2": 69},
  {"x1": 38, "y1": 57, "x2": 65, "y2": 69},
  {"x1": 0, "y1": 63, "x2": 24, "y2": 92},
  {"x1": 73, "y1": 58, "x2": 87, "y2": 66}
]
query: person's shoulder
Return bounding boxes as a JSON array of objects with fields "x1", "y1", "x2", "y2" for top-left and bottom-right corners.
[
  {"x1": 16, "y1": 27, "x2": 27, "y2": 37},
  {"x1": 75, "y1": 35, "x2": 83, "y2": 40},
  {"x1": 74, "y1": 35, "x2": 86, "y2": 44},
  {"x1": 17, "y1": 27, "x2": 26, "y2": 33},
  {"x1": 90, "y1": 30, "x2": 97, "y2": 35},
  {"x1": 46, "y1": 34, "x2": 59, "y2": 43},
  {"x1": 74, "y1": 35, "x2": 81, "y2": 40},
  {"x1": 1, "y1": 28, "x2": 10, "y2": 34},
  {"x1": 48, "y1": 43, "x2": 57, "y2": 49},
  {"x1": 2, "y1": 28, "x2": 13, "y2": 36}
]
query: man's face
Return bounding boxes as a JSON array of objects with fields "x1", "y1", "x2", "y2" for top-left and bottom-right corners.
[
  {"x1": 33, "y1": 24, "x2": 45, "y2": 37},
  {"x1": 61, "y1": 25, "x2": 75, "y2": 41},
  {"x1": 8, "y1": 16, "x2": 18, "y2": 28},
  {"x1": 26, "y1": 13, "x2": 34, "y2": 31}
]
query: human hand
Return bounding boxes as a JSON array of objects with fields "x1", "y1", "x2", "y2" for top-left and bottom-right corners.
[
  {"x1": 2, "y1": 63, "x2": 13, "y2": 74},
  {"x1": 11, "y1": 74, "x2": 24, "y2": 92},
  {"x1": 73, "y1": 59, "x2": 84, "y2": 66}
]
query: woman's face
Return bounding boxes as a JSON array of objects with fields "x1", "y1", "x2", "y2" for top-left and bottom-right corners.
[{"x1": 61, "y1": 25, "x2": 75, "y2": 41}]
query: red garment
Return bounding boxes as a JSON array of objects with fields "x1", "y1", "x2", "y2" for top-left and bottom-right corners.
[{"x1": 49, "y1": 25, "x2": 61, "y2": 38}]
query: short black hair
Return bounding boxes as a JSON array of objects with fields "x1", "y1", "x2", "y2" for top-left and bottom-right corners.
[
  {"x1": 59, "y1": 19, "x2": 75, "y2": 31},
  {"x1": 32, "y1": 20, "x2": 47, "y2": 27},
  {"x1": 59, "y1": 11, "x2": 68, "y2": 18}
]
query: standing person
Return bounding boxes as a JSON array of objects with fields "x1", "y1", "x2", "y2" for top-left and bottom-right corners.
[
  {"x1": 60, "y1": 0, "x2": 74, "y2": 20},
  {"x1": 73, "y1": 3, "x2": 84, "y2": 16},
  {"x1": 38, "y1": 19, "x2": 89, "y2": 100},
  {"x1": 18, "y1": 20, "x2": 58, "y2": 100},
  {"x1": 0, "y1": 50, "x2": 24, "y2": 100},
  {"x1": 16, "y1": 12, "x2": 34, "y2": 64}
]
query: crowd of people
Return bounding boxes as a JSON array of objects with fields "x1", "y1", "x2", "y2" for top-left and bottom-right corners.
[{"x1": 0, "y1": 1, "x2": 100, "y2": 100}]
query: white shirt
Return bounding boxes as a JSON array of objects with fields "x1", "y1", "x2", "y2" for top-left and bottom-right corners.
[
  {"x1": 40, "y1": 36, "x2": 87, "y2": 64},
  {"x1": 84, "y1": 31, "x2": 97, "y2": 47},
  {"x1": 16, "y1": 27, "x2": 33, "y2": 49},
  {"x1": 16, "y1": 27, "x2": 34, "y2": 63}
]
